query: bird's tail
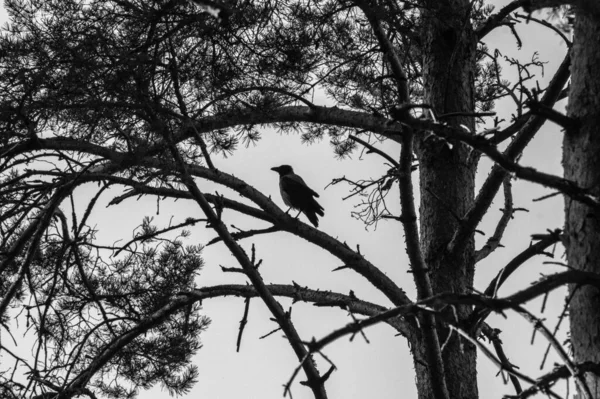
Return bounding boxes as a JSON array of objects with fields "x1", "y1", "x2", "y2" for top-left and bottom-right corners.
[
  {"x1": 304, "y1": 199, "x2": 324, "y2": 227},
  {"x1": 304, "y1": 210, "x2": 320, "y2": 227}
]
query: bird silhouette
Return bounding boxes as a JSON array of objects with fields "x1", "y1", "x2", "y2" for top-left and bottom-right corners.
[{"x1": 271, "y1": 165, "x2": 324, "y2": 227}]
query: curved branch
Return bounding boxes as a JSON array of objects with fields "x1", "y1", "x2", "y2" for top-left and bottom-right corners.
[
  {"x1": 197, "y1": 86, "x2": 317, "y2": 116},
  {"x1": 514, "y1": 13, "x2": 572, "y2": 47},
  {"x1": 348, "y1": 135, "x2": 400, "y2": 168},
  {"x1": 0, "y1": 105, "x2": 405, "y2": 162},
  {"x1": 483, "y1": 231, "x2": 561, "y2": 298},
  {"x1": 188, "y1": 284, "x2": 409, "y2": 334},
  {"x1": 50, "y1": 283, "x2": 408, "y2": 398},
  {"x1": 180, "y1": 105, "x2": 405, "y2": 145},
  {"x1": 468, "y1": 230, "x2": 561, "y2": 328},
  {"x1": 476, "y1": 0, "x2": 527, "y2": 40},
  {"x1": 313, "y1": 269, "x2": 600, "y2": 353}
]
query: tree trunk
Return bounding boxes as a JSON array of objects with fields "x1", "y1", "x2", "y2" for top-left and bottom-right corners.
[
  {"x1": 564, "y1": 8, "x2": 600, "y2": 398},
  {"x1": 412, "y1": 1, "x2": 478, "y2": 398}
]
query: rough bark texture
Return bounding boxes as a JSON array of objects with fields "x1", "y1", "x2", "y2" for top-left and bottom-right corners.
[
  {"x1": 412, "y1": 1, "x2": 478, "y2": 398},
  {"x1": 563, "y1": 8, "x2": 600, "y2": 398}
]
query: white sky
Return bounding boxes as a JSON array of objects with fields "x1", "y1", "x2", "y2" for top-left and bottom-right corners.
[{"x1": 0, "y1": 0, "x2": 572, "y2": 398}]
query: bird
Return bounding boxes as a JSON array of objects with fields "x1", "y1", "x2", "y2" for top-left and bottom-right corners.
[{"x1": 271, "y1": 165, "x2": 324, "y2": 227}]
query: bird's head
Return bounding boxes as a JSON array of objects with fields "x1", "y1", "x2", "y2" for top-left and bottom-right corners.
[{"x1": 271, "y1": 165, "x2": 294, "y2": 176}]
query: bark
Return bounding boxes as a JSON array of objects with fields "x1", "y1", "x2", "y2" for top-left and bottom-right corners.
[
  {"x1": 563, "y1": 8, "x2": 600, "y2": 398},
  {"x1": 412, "y1": 1, "x2": 478, "y2": 398}
]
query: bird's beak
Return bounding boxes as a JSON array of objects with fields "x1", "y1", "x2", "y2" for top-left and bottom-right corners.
[{"x1": 271, "y1": 166, "x2": 280, "y2": 173}]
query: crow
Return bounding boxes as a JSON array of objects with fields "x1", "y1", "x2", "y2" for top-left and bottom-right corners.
[{"x1": 271, "y1": 165, "x2": 324, "y2": 227}]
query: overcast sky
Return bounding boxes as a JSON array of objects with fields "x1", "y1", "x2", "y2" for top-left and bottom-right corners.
[{"x1": 0, "y1": 1, "x2": 573, "y2": 398}]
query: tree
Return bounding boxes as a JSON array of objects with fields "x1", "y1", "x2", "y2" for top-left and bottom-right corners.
[
  {"x1": 0, "y1": 0, "x2": 597, "y2": 398},
  {"x1": 563, "y1": 2, "x2": 600, "y2": 397}
]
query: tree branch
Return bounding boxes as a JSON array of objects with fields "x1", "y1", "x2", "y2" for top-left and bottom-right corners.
[
  {"x1": 526, "y1": 100, "x2": 579, "y2": 132},
  {"x1": 356, "y1": 0, "x2": 410, "y2": 104},
  {"x1": 447, "y1": 52, "x2": 571, "y2": 255},
  {"x1": 106, "y1": 181, "x2": 275, "y2": 223},
  {"x1": 165, "y1": 136, "x2": 329, "y2": 399},
  {"x1": 475, "y1": 177, "x2": 514, "y2": 263},
  {"x1": 188, "y1": 284, "x2": 408, "y2": 333},
  {"x1": 481, "y1": 324, "x2": 522, "y2": 394},
  {"x1": 24, "y1": 164, "x2": 411, "y2": 308},
  {"x1": 207, "y1": 226, "x2": 281, "y2": 246},
  {"x1": 0, "y1": 105, "x2": 406, "y2": 163},
  {"x1": 406, "y1": 115, "x2": 596, "y2": 210},
  {"x1": 468, "y1": 230, "x2": 561, "y2": 328},
  {"x1": 348, "y1": 135, "x2": 400, "y2": 168},
  {"x1": 476, "y1": 0, "x2": 527, "y2": 40},
  {"x1": 148, "y1": 160, "x2": 412, "y2": 307},
  {"x1": 513, "y1": 362, "x2": 600, "y2": 399}
]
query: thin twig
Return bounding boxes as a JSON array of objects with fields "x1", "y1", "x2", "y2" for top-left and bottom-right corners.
[
  {"x1": 236, "y1": 297, "x2": 251, "y2": 352},
  {"x1": 348, "y1": 135, "x2": 400, "y2": 168},
  {"x1": 207, "y1": 226, "x2": 281, "y2": 246}
]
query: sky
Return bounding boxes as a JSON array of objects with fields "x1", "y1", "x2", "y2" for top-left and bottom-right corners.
[{"x1": 0, "y1": 1, "x2": 573, "y2": 398}]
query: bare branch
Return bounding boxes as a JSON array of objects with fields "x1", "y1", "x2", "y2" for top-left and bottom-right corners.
[
  {"x1": 476, "y1": 0, "x2": 528, "y2": 40},
  {"x1": 164, "y1": 136, "x2": 329, "y2": 399},
  {"x1": 475, "y1": 177, "x2": 514, "y2": 263},
  {"x1": 189, "y1": 284, "x2": 408, "y2": 334},
  {"x1": 526, "y1": 100, "x2": 578, "y2": 132},
  {"x1": 106, "y1": 182, "x2": 275, "y2": 223},
  {"x1": 513, "y1": 362, "x2": 600, "y2": 399},
  {"x1": 207, "y1": 226, "x2": 281, "y2": 246},
  {"x1": 469, "y1": 230, "x2": 561, "y2": 327},
  {"x1": 236, "y1": 297, "x2": 251, "y2": 352},
  {"x1": 481, "y1": 325, "x2": 523, "y2": 394},
  {"x1": 513, "y1": 305, "x2": 593, "y2": 399},
  {"x1": 514, "y1": 13, "x2": 572, "y2": 46},
  {"x1": 448, "y1": 52, "x2": 571, "y2": 255},
  {"x1": 406, "y1": 116, "x2": 596, "y2": 210},
  {"x1": 348, "y1": 135, "x2": 400, "y2": 168}
]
